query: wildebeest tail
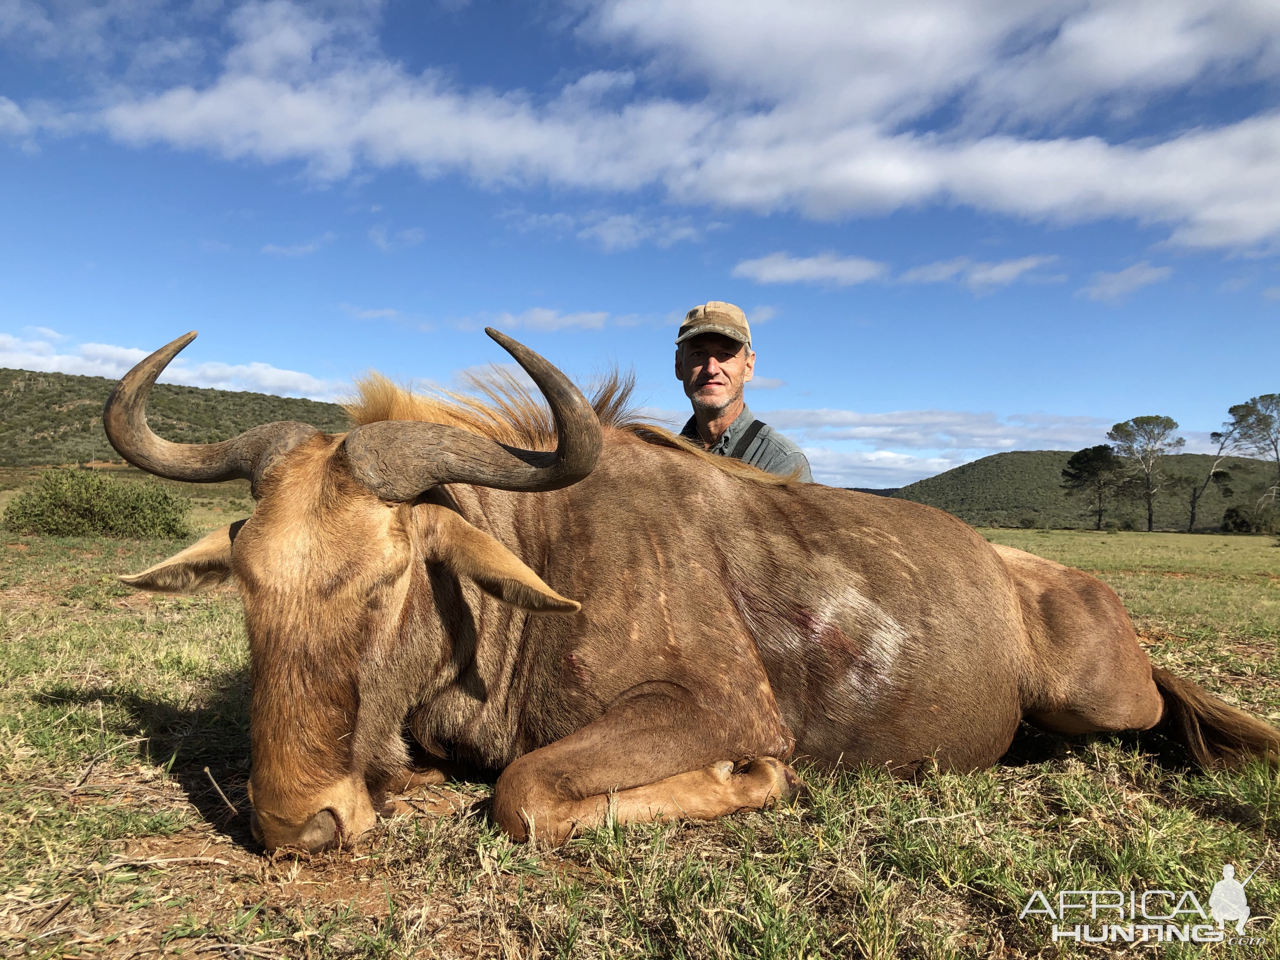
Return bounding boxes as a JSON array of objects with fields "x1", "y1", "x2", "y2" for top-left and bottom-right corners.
[{"x1": 1153, "y1": 666, "x2": 1280, "y2": 769}]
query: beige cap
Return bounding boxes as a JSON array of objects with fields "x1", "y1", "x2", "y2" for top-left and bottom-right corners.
[{"x1": 675, "y1": 301, "x2": 751, "y2": 346}]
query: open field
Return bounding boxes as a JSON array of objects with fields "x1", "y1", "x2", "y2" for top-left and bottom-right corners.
[{"x1": 2, "y1": 503, "x2": 1278, "y2": 957}]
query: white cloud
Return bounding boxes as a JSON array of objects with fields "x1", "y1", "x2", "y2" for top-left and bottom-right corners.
[
  {"x1": 804, "y1": 448, "x2": 968, "y2": 489},
  {"x1": 746, "y1": 376, "x2": 784, "y2": 390},
  {"x1": 764, "y1": 408, "x2": 1112, "y2": 452},
  {"x1": 964, "y1": 256, "x2": 1059, "y2": 290},
  {"x1": 635, "y1": 399, "x2": 1113, "y2": 485},
  {"x1": 898, "y1": 258, "x2": 969, "y2": 284},
  {"x1": 1261, "y1": 286, "x2": 1280, "y2": 300},
  {"x1": 165, "y1": 359, "x2": 341, "y2": 397},
  {"x1": 261, "y1": 231, "x2": 336, "y2": 256},
  {"x1": 369, "y1": 225, "x2": 424, "y2": 250},
  {"x1": 503, "y1": 208, "x2": 577, "y2": 235},
  {"x1": 576, "y1": 212, "x2": 699, "y2": 251},
  {"x1": 1079, "y1": 261, "x2": 1173, "y2": 302},
  {"x1": 0, "y1": 331, "x2": 342, "y2": 399},
  {"x1": 0, "y1": 96, "x2": 31, "y2": 136},
  {"x1": 504, "y1": 206, "x2": 708, "y2": 251},
  {"x1": 494, "y1": 307, "x2": 610, "y2": 331},
  {"x1": 732, "y1": 252, "x2": 888, "y2": 286},
  {"x1": 746, "y1": 306, "x2": 776, "y2": 324},
  {"x1": 899, "y1": 255, "x2": 1058, "y2": 291},
  {"x1": 340, "y1": 303, "x2": 400, "y2": 320},
  {"x1": 11, "y1": 1, "x2": 1280, "y2": 248}
]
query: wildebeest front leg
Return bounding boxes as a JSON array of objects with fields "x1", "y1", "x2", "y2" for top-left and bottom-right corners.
[{"x1": 493, "y1": 684, "x2": 799, "y2": 844}]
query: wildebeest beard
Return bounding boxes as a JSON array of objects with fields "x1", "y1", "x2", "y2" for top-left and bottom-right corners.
[{"x1": 103, "y1": 329, "x2": 1280, "y2": 852}]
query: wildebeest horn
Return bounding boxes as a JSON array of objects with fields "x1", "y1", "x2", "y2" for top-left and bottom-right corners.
[
  {"x1": 103, "y1": 332, "x2": 319, "y2": 493},
  {"x1": 342, "y1": 328, "x2": 602, "y2": 501}
]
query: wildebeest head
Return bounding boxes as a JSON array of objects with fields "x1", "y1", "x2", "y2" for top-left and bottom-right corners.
[{"x1": 104, "y1": 330, "x2": 601, "y2": 850}]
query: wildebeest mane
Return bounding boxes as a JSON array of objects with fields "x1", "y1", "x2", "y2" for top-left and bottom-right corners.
[{"x1": 345, "y1": 368, "x2": 792, "y2": 485}]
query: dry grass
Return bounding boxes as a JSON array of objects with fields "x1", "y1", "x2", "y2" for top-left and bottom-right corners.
[{"x1": 2, "y1": 517, "x2": 1277, "y2": 958}]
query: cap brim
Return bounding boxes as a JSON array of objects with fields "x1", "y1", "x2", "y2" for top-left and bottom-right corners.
[{"x1": 675, "y1": 323, "x2": 750, "y2": 345}]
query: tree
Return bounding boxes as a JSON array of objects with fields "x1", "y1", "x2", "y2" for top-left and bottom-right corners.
[
  {"x1": 1174, "y1": 426, "x2": 1236, "y2": 532},
  {"x1": 1107, "y1": 416, "x2": 1185, "y2": 532},
  {"x1": 1225, "y1": 394, "x2": 1280, "y2": 511},
  {"x1": 1062, "y1": 445, "x2": 1124, "y2": 530}
]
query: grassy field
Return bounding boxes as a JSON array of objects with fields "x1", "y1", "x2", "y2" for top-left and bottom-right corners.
[{"x1": 2, "y1": 494, "x2": 1277, "y2": 957}]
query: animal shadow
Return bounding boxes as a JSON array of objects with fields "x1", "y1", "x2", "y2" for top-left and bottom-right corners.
[
  {"x1": 36, "y1": 670, "x2": 258, "y2": 850},
  {"x1": 998, "y1": 720, "x2": 1196, "y2": 771}
]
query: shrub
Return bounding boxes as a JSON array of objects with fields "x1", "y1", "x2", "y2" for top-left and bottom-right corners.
[
  {"x1": 2, "y1": 469, "x2": 191, "y2": 539},
  {"x1": 1221, "y1": 506, "x2": 1258, "y2": 534}
]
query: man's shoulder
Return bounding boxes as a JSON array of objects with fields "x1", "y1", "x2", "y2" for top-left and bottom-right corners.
[
  {"x1": 754, "y1": 421, "x2": 804, "y2": 455},
  {"x1": 747, "y1": 420, "x2": 813, "y2": 481}
]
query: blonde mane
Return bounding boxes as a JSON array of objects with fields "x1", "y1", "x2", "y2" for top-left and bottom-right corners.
[{"x1": 343, "y1": 367, "x2": 792, "y2": 486}]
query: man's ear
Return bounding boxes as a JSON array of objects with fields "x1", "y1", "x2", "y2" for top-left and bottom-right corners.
[
  {"x1": 119, "y1": 520, "x2": 245, "y2": 594},
  {"x1": 674, "y1": 347, "x2": 684, "y2": 382},
  {"x1": 743, "y1": 347, "x2": 755, "y2": 383},
  {"x1": 423, "y1": 506, "x2": 580, "y2": 614}
]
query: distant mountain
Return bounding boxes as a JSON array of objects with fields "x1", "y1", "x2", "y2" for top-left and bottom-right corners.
[
  {"x1": 0, "y1": 368, "x2": 351, "y2": 467},
  {"x1": 888, "y1": 450, "x2": 1268, "y2": 532}
]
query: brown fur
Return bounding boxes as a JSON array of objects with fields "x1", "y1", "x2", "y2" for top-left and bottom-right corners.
[
  {"x1": 124, "y1": 366, "x2": 1280, "y2": 851},
  {"x1": 345, "y1": 370, "x2": 793, "y2": 486}
]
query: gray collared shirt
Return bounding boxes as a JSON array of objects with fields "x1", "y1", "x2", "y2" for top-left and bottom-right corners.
[{"x1": 680, "y1": 405, "x2": 813, "y2": 482}]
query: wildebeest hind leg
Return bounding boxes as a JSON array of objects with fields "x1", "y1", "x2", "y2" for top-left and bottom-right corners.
[
  {"x1": 994, "y1": 544, "x2": 1165, "y2": 736},
  {"x1": 493, "y1": 685, "x2": 798, "y2": 844}
]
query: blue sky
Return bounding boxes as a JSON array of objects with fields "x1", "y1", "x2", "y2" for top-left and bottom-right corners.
[{"x1": 1, "y1": 0, "x2": 1278, "y2": 487}]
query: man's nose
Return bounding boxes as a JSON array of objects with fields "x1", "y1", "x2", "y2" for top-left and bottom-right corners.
[{"x1": 704, "y1": 356, "x2": 722, "y2": 374}]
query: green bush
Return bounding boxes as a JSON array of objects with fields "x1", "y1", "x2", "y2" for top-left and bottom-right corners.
[
  {"x1": 2, "y1": 469, "x2": 191, "y2": 538},
  {"x1": 1221, "y1": 506, "x2": 1259, "y2": 534}
]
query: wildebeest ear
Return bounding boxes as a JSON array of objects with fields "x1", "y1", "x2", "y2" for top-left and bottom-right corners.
[
  {"x1": 424, "y1": 506, "x2": 581, "y2": 614},
  {"x1": 119, "y1": 520, "x2": 245, "y2": 594}
]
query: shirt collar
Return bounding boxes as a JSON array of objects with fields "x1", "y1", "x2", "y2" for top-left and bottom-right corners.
[{"x1": 680, "y1": 405, "x2": 755, "y2": 455}]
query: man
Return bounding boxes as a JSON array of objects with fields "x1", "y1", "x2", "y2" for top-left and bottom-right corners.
[{"x1": 675, "y1": 301, "x2": 813, "y2": 482}]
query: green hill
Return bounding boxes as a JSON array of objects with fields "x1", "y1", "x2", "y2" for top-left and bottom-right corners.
[
  {"x1": 891, "y1": 450, "x2": 1269, "y2": 532},
  {"x1": 0, "y1": 368, "x2": 351, "y2": 467}
]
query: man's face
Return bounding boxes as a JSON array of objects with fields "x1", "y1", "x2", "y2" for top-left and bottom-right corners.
[{"x1": 675, "y1": 333, "x2": 755, "y2": 414}]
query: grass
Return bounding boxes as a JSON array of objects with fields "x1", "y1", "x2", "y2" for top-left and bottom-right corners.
[{"x1": 2, "y1": 519, "x2": 1277, "y2": 958}]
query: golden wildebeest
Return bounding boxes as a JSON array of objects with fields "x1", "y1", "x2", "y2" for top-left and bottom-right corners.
[{"x1": 105, "y1": 331, "x2": 1280, "y2": 851}]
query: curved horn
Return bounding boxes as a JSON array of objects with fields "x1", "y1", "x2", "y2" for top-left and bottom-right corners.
[
  {"x1": 103, "y1": 332, "x2": 319, "y2": 493},
  {"x1": 342, "y1": 328, "x2": 602, "y2": 501}
]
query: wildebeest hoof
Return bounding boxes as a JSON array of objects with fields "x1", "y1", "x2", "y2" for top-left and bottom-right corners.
[
  {"x1": 709, "y1": 760, "x2": 737, "y2": 783},
  {"x1": 295, "y1": 809, "x2": 340, "y2": 851},
  {"x1": 732, "y1": 757, "x2": 802, "y2": 807}
]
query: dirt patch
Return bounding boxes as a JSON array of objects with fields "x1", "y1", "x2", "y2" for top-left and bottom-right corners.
[
  {"x1": 113, "y1": 830, "x2": 401, "y2": 916},
  {"x1": 6, "y1": 542, "x2": 29, "y2": 551}
]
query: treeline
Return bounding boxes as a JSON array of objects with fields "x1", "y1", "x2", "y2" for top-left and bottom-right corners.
[
  {"x1": 1063, "y1": 395, "x2": 1279, "y2": 533},
  {"x1": 893, "y1": 451, "x2": 1257, "y2": 531},
  {"x1": 0, "y1": 368, "x2": 351, "y2": 467}
]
